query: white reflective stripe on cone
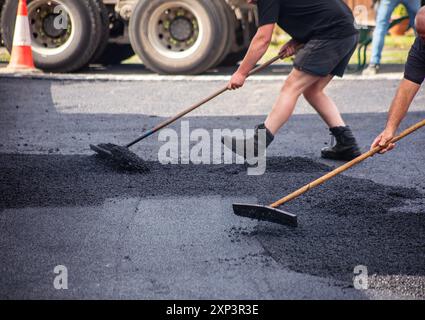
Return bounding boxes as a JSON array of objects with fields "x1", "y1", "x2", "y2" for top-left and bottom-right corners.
[{"x1": 12, "y1": 16, "x2": 32, "y2": 47}]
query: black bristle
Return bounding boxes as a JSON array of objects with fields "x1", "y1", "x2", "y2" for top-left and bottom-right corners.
[
  {"x1": 232, "y1": 203, "x2": 298, "y2": 226},
  {"x1": 91, "y1": 143, "x2": 149, "y2": 173}
]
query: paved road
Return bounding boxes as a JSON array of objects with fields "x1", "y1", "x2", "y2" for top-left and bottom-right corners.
[{"x1": 0, "y1": 76, "x2": 424, "y2": 299}]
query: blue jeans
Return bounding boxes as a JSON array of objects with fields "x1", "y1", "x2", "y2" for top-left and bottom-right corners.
[{"x1": 370, "y1": 0, "x2": 420, "y2": 65}]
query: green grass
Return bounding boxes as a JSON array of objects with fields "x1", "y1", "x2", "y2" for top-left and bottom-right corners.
[
  {"x1": 0, "y1": 32, "x2": 415, "y2": 67},
  {"x1": 0, "y1": 48, "x2": 10, "y2": 63},
  {"x1": 385, "y1": 33, "x2": 415, "y2": 48},
  {"x1": 263, "y1": 32, "x2": 415, "y2": 65},
  {"x1": 122, "y1": 54, "x2": 140, "y2": 64},
  {"x1": 353, "y1": 33, "x2": 415, "y2": 64},
  {"x1": 126, "y1": 31, "x2": 416, "y2": 66}
]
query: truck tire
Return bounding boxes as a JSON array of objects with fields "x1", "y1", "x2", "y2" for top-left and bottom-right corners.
[
  {"x1": 217, "y1": 0, "x2": 243, "y2": 67},
  {"x1": 206, "y1": 0, "x2": 232, "y2": 70},
  {"x1": 0, "y1": 0, "x2": 4, "y2": 46},
  {"x1": 95, "y1": 43, "x2": 135, "y2": 65},
  {"x1": 1, "y1": 0, "x2": 100, "y2": 72},
  {"x1": 220, "y1": 49, "x2": 248, "y2": 67},
  {"x1": 90, "y1": 0, "x2": 110, "y2": 64},
  {"x1": 220, "y1": 19, "x2": 257, "y2": 67},
  {"x1": 129, "y1": 0, "x2": 224, "y2": 75}
]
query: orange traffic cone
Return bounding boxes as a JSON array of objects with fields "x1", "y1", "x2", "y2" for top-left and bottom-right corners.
[{"x1": 2, "y1": 0, "x2": 40, "y2": 73}]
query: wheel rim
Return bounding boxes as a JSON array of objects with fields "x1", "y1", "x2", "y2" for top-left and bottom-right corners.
[
  {"x1": 147, "y1": 1, "x2": 204, "y2": 60},
  {"x1": 27, "y1": 0, "x2": 76, "y2": 56}
]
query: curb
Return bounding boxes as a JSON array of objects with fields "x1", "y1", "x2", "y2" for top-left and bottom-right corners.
[{"x1": 0, "y1": 70, "x2": 405, "y2": 82}]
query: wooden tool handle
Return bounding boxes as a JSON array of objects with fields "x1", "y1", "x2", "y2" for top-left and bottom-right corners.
[
  {"x1": 126, "y1": 52, "x2": 291, "y2": 148},
  {"x1": 248, "y1": 52, "x2": 286, "y2": 76},
  {"x1": 270, "y1": 118, "x2": 425, "y2": 208}
]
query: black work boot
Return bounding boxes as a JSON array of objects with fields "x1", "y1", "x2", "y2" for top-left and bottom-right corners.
[
  {"x1": 221, "y1": 123, "x2": 274, "y2": 160},
  {"x1": 321, "y1": 126, "x2": 361, "y2": 161}
]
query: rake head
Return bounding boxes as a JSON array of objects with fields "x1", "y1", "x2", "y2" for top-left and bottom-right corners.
[
  {"x1": 90, "y1": 143, "x2": 149, "y2": 172},
  {"x1": 233, "y1": 203, "x2": 298, "y2": 227}
]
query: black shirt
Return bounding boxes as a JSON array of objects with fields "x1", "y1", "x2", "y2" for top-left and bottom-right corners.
[
  {"x1": 257, "y1": 0, "x2": 358, "y2": 43},
  {"x1": 404, "y1": 37, "x2": 425, "y2": 85}
]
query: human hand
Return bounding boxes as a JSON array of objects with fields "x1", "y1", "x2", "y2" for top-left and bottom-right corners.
[
  {"x1": 227, "y1": 71, "x2": 248, "y2": 90},
  {"x1": 279, "y1": 39, "x2": 300, "y2": 58},
  {"x1": 371, "y1": 128, "x2": 396, "y2": 154}
]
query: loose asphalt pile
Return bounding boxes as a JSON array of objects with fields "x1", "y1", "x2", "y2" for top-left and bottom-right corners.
[{"x1": 1, "y1": 154, "x2": 424, "y2": 294}]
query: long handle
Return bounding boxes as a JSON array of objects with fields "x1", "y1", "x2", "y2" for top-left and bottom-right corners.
[
  {"x1": 126, "y1": 52, "x2": 288, "y2": 148},
  {"x1": 270, "y1": 118, "x2": 425, "y2": 208}
]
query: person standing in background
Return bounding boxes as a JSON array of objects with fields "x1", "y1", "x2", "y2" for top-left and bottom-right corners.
[
  {"x1": 363, "y1": 0, "x2": 421, "y2": 75},
  {"x1": 371, "y1": 6, "x2": 425, "y2": 152}
]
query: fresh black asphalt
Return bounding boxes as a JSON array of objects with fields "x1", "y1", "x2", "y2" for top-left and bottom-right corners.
[{"x1": 0, "y1": 77, "x2": 424, "y2": 299}]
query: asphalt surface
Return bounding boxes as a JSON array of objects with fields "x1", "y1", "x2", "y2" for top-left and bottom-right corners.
[{"x1": 1, "y1": 76, "x2": 424, "y2": 299}]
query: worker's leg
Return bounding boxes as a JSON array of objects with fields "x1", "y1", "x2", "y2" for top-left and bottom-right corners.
[
  {"x1": 303, "y1": 75, "x2": 361, "y2": 161},
  {"x1": 222, "y1": 35, "x2": 359, "y2": 161},
  {"x1": 370, "y1": 0, "x2": 399, "y2": 65},
  {"x1": 221, "y1": 69, "x2": 320, "y2": 159},
  {"x1": 264, "y1": 68, "x2": 321, "y2": 135},
  {"x1": 302, "y1": 75, "x2": 345, "y2": 128},
  {"x1": 402, "y1": 0, "x2": 421, "y2": 29}
]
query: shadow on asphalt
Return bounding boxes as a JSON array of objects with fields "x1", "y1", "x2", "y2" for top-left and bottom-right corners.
[
  {"x1": 82, "y1": 63, "x2": 406, "y2": 76},
  {"x1": 1, "y1": 153, "x2": 424, "y2": 289},
  {"x1": 1, "y1": 74, "x2": 424, "y2": 296},
  {"x1": 0, "y1": 61, "x2": 404, "y2": 76}
]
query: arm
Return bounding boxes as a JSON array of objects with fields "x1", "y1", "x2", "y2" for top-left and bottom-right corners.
[
  {"x1": 385, "y1": 79, "x2": 420, "y2": 132},
  {"x1": 371, "y1": 79, "x2": 420, "y2": 153},
  {"x1": 228, "y1": 25, "x2": 301, "y2": 90},
  {"x1": 227, "y1": 24, "x2": 274, "y2": 90}
]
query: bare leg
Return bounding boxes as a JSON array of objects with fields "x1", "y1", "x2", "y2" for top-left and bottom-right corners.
[
  {"x1": 264, "y1": 69, "x2": 321, "y2": 135},
  {"x1": 303, "y1": 75, "x2": 346, "y2": 128},
  {"x1": 303, "y1": 75, "x2": 361, "y2": 161}
]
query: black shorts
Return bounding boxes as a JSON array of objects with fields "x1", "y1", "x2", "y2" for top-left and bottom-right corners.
[
  {"x1": 404, "y1": 37, "x2": 425, "y2": 85},
  {"x1": 294, "y1": 34, "x2": 359, "y2": 78}
]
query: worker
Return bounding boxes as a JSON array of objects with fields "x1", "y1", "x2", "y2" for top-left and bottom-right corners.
[
  {"x1": 363, "y1": 0, "x2": 421, "y2": 75},
  {"x1": 222, "y1": 0, "x2": 362, "y2": 161},
  {"x1": 371, "y1": 6, "x2": 425, "y2": 152}
]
